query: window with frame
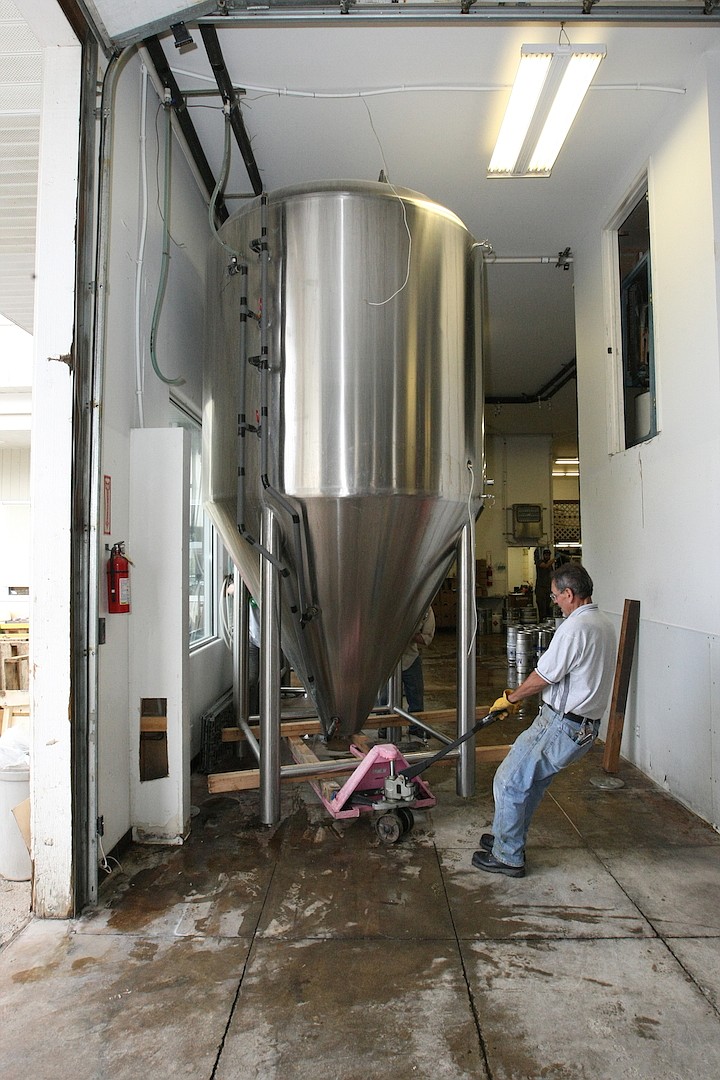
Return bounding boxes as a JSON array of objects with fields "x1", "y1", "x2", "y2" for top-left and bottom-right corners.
[
  {"x1": 617, "y1": 190, "x2": 656, "y2": 448},
  {"x1": 170, "y1": 403, "x2": 215, "y2": 648}
]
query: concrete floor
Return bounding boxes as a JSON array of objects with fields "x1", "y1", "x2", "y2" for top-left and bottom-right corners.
[{"x1": 2, "y1": 631, "x2": 720, "y2": 1079}]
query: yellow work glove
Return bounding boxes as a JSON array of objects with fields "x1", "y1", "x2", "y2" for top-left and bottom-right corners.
[{"x1": 490, "y1": 691, "x2": 520, "y2": 718}]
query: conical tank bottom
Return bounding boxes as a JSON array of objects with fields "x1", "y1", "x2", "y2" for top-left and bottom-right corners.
[{"x1": 283, "y1": 493, "x2": 466, "y2": 739}]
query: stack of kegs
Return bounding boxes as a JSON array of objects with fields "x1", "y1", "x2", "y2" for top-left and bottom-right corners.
[{"x1": 506, "y1": 619, "x2": 557, "y2": 672}]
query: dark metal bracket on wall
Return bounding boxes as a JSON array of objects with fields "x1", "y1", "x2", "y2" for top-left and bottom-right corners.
[
  {"x1": 199, "y1": 24, "x2": 263, "y2": 196},
  {"x1": 486, "y1": 357, "x2": 577, "y2": 406},
  {"x1": 143, "y1": 34, "x2": 231, "y2": 222}
]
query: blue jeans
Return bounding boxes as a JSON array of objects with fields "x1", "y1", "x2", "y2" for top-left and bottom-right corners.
[
  {"x1": 490, "y1": 703, "x2": 600, "y2": 867},
  {"x1": 402, "y1": 656, "x2": 424, "y2": 714}
]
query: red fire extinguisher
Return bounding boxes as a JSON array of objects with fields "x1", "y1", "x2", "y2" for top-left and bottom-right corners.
[{"x1": 107, "y1": 541, "x2": 131, "y2": 613}]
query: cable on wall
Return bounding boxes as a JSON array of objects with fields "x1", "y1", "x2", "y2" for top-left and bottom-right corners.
[
  {"x1": 149, "y1": 91, "x2": 185, "y2": 387},
  {"x1": 208, "y1": 102, "x2": 244, "y2": 265},
  {"x1": 170, "y1": 68, "x2": 687, "y2": 101},
  {"x1": 134, "y1": 63, "x2": 149, "y2": 427},
  {"x1": 360, "y1": 97, "x2": 412, "y2": 307}
]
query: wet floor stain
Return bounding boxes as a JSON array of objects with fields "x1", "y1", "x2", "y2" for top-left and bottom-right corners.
[{"x1": 4, "y1": 633, "x2": 720, "y2": 1079}]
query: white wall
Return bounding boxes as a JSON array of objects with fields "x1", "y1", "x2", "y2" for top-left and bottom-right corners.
[
  {"x1": 574, "y1": 58, "x2": 720, "y2": 828},
  {"x1": 97, "y1": 51, "x2": 231, "y2": 853},
  {"x1": 129, "y1": 427, "x2": 190, "y2": 843},
  {"x1": 552, "y1": 475, "x2": 580, "y2": 502},
  {"x1": 477, "y1": 434, "x2": 552, "y2": 596},
  {"x1": 29, "y1": 40, "x2": 81, "y2": 917}
]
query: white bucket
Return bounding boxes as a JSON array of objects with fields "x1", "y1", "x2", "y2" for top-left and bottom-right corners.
[{"x1": 0, "y1": 766, "x2": 31, "y2": 881}]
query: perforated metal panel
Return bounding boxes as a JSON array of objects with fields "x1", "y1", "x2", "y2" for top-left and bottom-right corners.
[
  {"x1": 81, "y1": 1, "x2": 216, "y2": 48},
  {"x1": 0, "y1": 1, "x2": 41, "y2": 333}
]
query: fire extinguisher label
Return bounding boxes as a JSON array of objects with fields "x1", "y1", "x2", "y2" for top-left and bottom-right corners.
[{"x1": 119, "y1": 578, "x2": 130, "y2": 606}]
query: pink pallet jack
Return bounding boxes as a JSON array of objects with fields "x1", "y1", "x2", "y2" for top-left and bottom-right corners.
[{"x1": 291, "y1": 710, "x2": 503, "y2": 844}]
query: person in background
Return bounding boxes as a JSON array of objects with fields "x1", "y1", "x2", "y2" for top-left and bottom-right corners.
[
  {"x1": 403, "y1": 606, "x2": 436, "y2": 737},
  {"x1": 534, "y1": 547, "x2": 554, "y2": 620},
  {"x1": 378, "y1": 606, "x2": 436, "y2": 740},
  {"x1": 472, "y1": 563, "x2": 616, "y2": 878},
  {"x1": 247, "y1": 597, "x2": 261, "y2": 716}
]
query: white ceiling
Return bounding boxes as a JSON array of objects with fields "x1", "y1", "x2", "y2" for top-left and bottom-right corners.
[
  {"x1": 154, "y1": 12, "x2": 720, "y2": 438},
  {"x1": 2, "y1": 2, "x2": 720, "y2": 454}
]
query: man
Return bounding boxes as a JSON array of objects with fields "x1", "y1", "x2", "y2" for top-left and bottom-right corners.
[
  {"x1": 473, "y1": 563, "x2": 616, "y2": 878},
  {"x1": 402, "y1": 607, "x2": 435, "y2": 738},
  {"x1": 377, "y1": 607, "x2": 435, "y2": 740},
  {"x1": 534, "y1": 547, "x2": 554, "y2": 621}
]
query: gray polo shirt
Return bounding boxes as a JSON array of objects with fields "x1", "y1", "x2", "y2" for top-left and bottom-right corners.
[{"x1": 535, "y1": 603, "x2": 616, "y2": 720}]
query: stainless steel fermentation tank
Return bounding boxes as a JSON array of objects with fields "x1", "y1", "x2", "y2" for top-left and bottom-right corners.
[{"x1": 204, "y1": 181, "x2": 482, "y2": 739}]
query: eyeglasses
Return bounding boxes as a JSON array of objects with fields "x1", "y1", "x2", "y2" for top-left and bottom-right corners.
[{"x1": 550, "y1": 589, "x2": 566, "y2": 601}]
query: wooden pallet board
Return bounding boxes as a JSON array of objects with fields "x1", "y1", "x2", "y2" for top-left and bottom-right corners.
[
  {"x1": 208, "y1": 742, "x2": 510, "y2": 794},
  {"x1": 602, "y1": 599, "x2": 641, "y2": 775}
]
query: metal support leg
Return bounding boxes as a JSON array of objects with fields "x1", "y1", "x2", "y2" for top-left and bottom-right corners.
[
  {"x1": 456, "y1": 520, "x2": 476, "y2": 797},
  {"x1": 260, "y1": 507, "x2": 282, "y2": 825},
  {"x1": 233, "y1": 574, "x2": 261, "y2": 762},
  {"x1": 234, "y1": 573, "x2": 250, "y2": 728},
  {"x1": 388, "y1": 661, "x2": 403, "y2": 743}
]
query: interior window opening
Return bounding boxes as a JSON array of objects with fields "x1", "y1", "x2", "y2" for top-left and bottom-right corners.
[{"x1": 618, "y1": 190, "x2": 656, "y2": 448}]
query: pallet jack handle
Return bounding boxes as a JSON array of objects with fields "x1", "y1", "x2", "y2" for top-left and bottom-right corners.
[{"x1": 399, "y1": 709, "x2": 506, "y2": 781}]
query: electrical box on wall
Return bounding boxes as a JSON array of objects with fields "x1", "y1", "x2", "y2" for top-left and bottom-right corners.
[{"x1": 508, "y1": 503, "x2": 543, "y2": 544}]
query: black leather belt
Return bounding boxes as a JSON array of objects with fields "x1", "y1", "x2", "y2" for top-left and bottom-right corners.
[{"x1": 565, "y1": 712, "x2": 589, "y2": 724}]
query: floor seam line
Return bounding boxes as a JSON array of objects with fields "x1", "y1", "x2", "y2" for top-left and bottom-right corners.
[
  {"x1": 433, "y1": 841, "x2": 494, "y2": 1080},
  {"x1": 563, "y1": 838, "x2": 720, "y2": 1011},
  {"x1": 209, "y1": 855, "x2": 280, "y2": 1080}
]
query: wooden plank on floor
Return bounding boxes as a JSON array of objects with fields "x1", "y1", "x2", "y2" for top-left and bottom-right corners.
[
  {"x1": 208, "y1": 743, "x2": 510, "y2": 793},
  {"x1": 602, "y1": 598, "x2": 641, "y2": 775},
  {"x1": 286, "y1": 736, "x2": 341, "y2": 802}
]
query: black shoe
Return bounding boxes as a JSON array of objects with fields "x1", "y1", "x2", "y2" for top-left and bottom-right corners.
[
  {"x1": 408, "y1": 725, "x2": 426, "y2": 739},
  {"x1": 377, "y1": 728, "x2": 387, "y2": 739},
  {"x1": 471, "y1": 850, "x2": 525, "y2": 878},
  {"x1": 480, "y1": 833, "x2": 494, "y2": 852}
]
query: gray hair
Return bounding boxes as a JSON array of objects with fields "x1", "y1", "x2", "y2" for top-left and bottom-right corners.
[{"x1": 551, "y1": 562, "x2": 593, "y2": 600}]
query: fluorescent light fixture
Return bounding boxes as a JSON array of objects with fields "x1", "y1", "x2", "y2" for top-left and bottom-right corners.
[
  {"x1": 488, "y1": 44, "x2": 606, "y2": 178},
  {"x1": 552, "y1": 470, "x2": 580, "y2": 477},
  {"x1": 554, "y1": 457, "x2": 580, "y2": 465}
]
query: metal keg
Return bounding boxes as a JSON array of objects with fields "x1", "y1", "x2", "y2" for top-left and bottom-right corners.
[
  {"x1": 536, "y1": 628, "x2": 554, "y2": 660},
  {"x1": 506, "y1": 624, "x2": 518, "y2": 664},
  {"x1": 515, "y1": 629, "x2": 535, "y2": 672}
]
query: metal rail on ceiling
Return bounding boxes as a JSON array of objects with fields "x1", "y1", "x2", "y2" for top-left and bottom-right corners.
[{"x1": 192, "y1": 2, "x2": 720, "y2": 28}]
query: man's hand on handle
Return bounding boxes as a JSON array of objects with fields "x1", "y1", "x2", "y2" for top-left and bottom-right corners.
[{"x1": 490, "y1": 690, "x2": 520, "y2": 720}]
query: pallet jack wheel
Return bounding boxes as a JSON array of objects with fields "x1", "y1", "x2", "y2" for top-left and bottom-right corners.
[
  {"x1": 375, "y1": 812, "x2": 403, "y2": 845},
  {"x1": 397, "y1": 807, "x2": 414, "y2": 835}
]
